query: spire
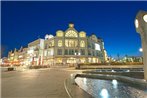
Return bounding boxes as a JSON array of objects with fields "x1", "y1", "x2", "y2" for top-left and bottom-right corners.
[
  {"x1": 20, "y1": 46, "x2": 23, "y2": 52},
  {"x1": 14, "y1": 48, "x2": 17, "y2": 53},
  {"x1": 69, "y1": 23, "x2": 74, "y2": 28}
]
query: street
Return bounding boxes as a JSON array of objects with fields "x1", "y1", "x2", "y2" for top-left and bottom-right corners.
[{"x1": 1, "y1": 68, "x2": 78, "y2": 98}]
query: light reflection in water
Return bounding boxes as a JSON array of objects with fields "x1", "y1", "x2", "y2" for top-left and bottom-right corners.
[
  {"x1": 100, "y1": 88, "x2": 109, "y2": 98},
  {"x1": 84, "y1": 78, "x2": 87, "y2": 84},
  {"x1": 111, "y1": 70, "x2": 115, "y2": 72},
  {"x1": 126, "y1": 70, "x2": 130, "y2": 72},
  {"x1": 112, "y1": 79, "x2": 118, "y2": 89},
  {"x1": 75, "y1": 77, "x2": 147, "y2": 98}
]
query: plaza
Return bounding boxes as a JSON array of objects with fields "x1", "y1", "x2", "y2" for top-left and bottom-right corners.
[
  {"x1": 1, "y1": 67, "x2": 78, "y2": 98},
  {"x1": 1, "y1": 1, "x2": 147, "y2": 98}
]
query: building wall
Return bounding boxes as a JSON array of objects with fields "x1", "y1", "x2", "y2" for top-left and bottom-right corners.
[
  {"x1": 8, "y1": 23, "x2": 107, "y2": 66},
  {"x1": 43, "y1": 23, "x2": 106, "y2": 66}
]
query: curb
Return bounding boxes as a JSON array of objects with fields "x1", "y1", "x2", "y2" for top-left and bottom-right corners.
[{"x1": 64, "y1": 79, "x2": 73, "y2": 98}]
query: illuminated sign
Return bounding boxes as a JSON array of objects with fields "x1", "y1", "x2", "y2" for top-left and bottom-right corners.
[{"x1": 95, "y1": 43, "x2": 101, "y2": 51}]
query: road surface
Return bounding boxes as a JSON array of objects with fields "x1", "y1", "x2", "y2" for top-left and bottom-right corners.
[{"x1": 1, "y1": 68, "x2": 79, "y2": 98}]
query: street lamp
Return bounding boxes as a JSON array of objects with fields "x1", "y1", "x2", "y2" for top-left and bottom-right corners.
[
  {"x1": 139, "y1": 48, "x2": 143, "y2": 63},
  {"x1": 135, "y1": 10, "x2": 147, "y2": 80},
  {"x1": 74, "y1": 52, "x2": 81, "y2": 69}
]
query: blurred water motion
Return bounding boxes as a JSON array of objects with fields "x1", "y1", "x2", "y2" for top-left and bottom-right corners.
[{"x1": 75, "y1": 77, "x2": 147, "y2": 98}]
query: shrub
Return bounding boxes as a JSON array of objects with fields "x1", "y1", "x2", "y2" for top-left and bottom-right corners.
[{"x1": 8, "y1": 67, "x2": 14, "y2": 71}]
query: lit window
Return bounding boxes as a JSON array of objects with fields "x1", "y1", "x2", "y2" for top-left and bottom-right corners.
[
  {"x1": 80, "y1": 58, "x2": 85, "y2": 63},
  {"x1": 48, "y1": 49, "x2": 54, "y2": 55},
  {"x1": 49, "y1": 41, "x2": 54, "y2": 47},
  {"x1": 57, "y1": 31, "x2": 63, "y2": 37},
  {"x1": 44, "y1": 50, "x2": 47, "y2": 56},
  {"x1": 80, "y1": 40, "x2": 85, "y2": 47},
  {"x1": 69, "y1": 40, "x2": 74, "y2": 47},
  {"x1": 65, "y1": 30, "x2": 78, "y2": 37},
  {"x1": 79, "y1": 32, "x2": 86, "y2": 37},
  {"x1": 58, "y1": 40, "x2": 62, "y2": 47},
  {"x1": 56, "y1": 58, "x2": 62, "y2": 63},
  {"x1": 51, "y1": 40, "x2": 54, "y2": 46},
  {"x1": 65, "y1": 40, "x2": 69, "y2": 47},
  {"x1": 65, "y1": 40, "x2": 78, "y2": 47}
]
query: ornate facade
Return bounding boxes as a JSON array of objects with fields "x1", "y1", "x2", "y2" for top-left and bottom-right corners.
[{"x1": 8, "y1": 23, "x2": 107, "y2": 66}]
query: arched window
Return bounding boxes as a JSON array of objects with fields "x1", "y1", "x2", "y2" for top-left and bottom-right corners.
[
  {"x1": 65, "y1": 40, "x2": 78, "y2": 47},
  {"x1": 56, "y1": 30, "x2": 63, "y2": 37},
  {"x1": 80, "y1": 40, "x2": 85, "y2": 47},
  {"x1": 79, "y1": 32, "x2": 86, "y2": 37},
  {"x1": 49, "y1": 40, "x2": 54, "y2": 47},
  {"x1": 65, "y1": 30, "x2": 78, "y2": 37},
  {"x1": 58, "y1": 40, "x2": 62, "y2": 47}
]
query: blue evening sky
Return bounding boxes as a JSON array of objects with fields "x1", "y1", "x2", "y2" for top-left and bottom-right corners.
[{"x1": 1, "y1": 1, "x2": 147, "y2": 58}]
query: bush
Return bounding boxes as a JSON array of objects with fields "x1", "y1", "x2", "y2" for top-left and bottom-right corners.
[
  {"x1": 8, "y1": 67, "x2": 14, "y2": 71},
  {"x1": 29, "y1": 65, "x2": 50, "y2": 69}
]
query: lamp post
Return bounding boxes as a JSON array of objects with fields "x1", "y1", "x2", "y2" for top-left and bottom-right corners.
[
  {"x1": 75, "y1": 52, "x2": 81, "y2": 69},
  {"x1": 135, "y1": 10, "x2": 147, "y2": 80},
  {"x1": 139, "y1": 48, "x2": 143, "y2": 63}
]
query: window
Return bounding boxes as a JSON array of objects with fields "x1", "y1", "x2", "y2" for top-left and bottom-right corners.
[
  {"x1": 88, "y1": 41, "x2": 91, "y2": 48},
  {"x1": 65, "y1": 49, "x2": 68, "y2": 55},
  {"x1": 49, "y1": 41, "x2": 54, "y2": 47},
  {"x1": 58, "y1": 40, "x2": 62, "y2": 47},
  {"x1": 75, "y1": 49, "x2": 78, "y2": 54},
  {"x1": 79, "y1": 32, "x2": 86, "y2": 37},
  {"x1": 48, "y1": 50, "x2": 54, "y2": 55},
  {"x1": 88, "y1": 50, "x2": 91, "y2": 55},
  {"x1": 51, "y1": 41, "x2": 54, "y2": 46},
  {"x1": 80, "y1": 49, "x2": 85, "y2": 55},
  {"x1": 71, "y1": 49, "x2": 74, "y2": 55},
  {"x1": 92, "y1": 43, "x2": 95, "y2": 49},
  {"x1": 65, "y1": 40, "x2": 78, "y2": 47},
  {"x1": 68, "y1": 49, "x2": 74, "y2": 55},
  {"x1": 56, "y1": 58, "x2": 62, "y2": 63},
  {"x1": 69, "y1": 49, "x2": 72, "y2": 55},
  {"x1": 80, "y1": 40, "x2": 85, "y2": 47},
  {"x1": 65, "y1": 30, "x2": 78, "y2": 37},
  {"x1": 96, "y1": 51, "x2": 99, "y2": 56},
  {"x1": 69, "y1": 40, "x2": 74, "y2": 47},
  {"x1": 93, "y1": 51, "x2": 95, "y2": 56},
  {"x1": 44, "y1": 50, "x2": 47, "y2": 56},
  {"x1": 80, "y1": 58, "x2": 85, "y2": 63},
  {"x1": 45, "y1": 44, "x2": 48, "y2": 49},
  {"x1": 57, "y1": 49, "x2": 62, "y2": 55},
  {"x1": 57, "y1": 31, "x2": 63, "y2": 37}
]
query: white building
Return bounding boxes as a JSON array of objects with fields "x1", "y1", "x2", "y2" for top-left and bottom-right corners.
[{"x1": 8, "y1": 23, "x2": 107, "y2": 66}]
